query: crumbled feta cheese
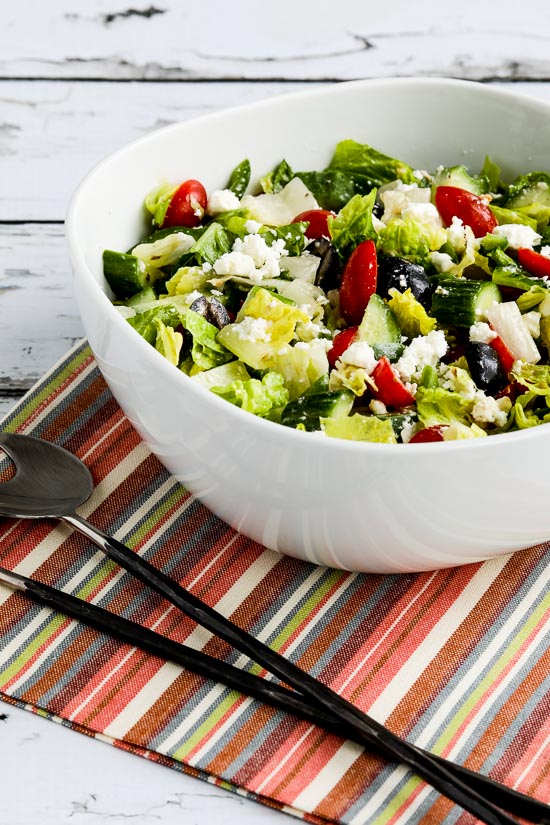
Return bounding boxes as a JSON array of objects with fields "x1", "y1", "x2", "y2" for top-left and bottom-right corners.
[
  {"x1": 213, "y1": 251, "x2": 257, "y2": 278},
  {"x1": 210, "y1": 289, "x2": 222, "y2": 297},
  {"x1": 540, "y1": 245, "x2": 550, "y2": 259},
  {"x1": 339, "y1": 342, "x2": 378, "y2": 374},
  {"x1": 430, "y1": 251, "x2": 455, "y2": 273},
  {"x1": 185, "y1": 289, "x2": 203, "y2": 305},
  {"x1": 537, "y1": 181, "x2": 549, "y2": 190},
  {"x1": 207, "y1": 188, "x2": 241, "y2": 215},
  {"x1": 380, "y1": 182, "x2": 431, "y2": 224},
  {"x1": 233, "y1": 316, "x2": 271, "y2": 343},
  {"x1": 369, "y1": 399, "x2": 387, "y2": 415},
  {"x1": 401, "y1": 202, "x2": 443, "y2": 228},
  {"x1": 435, "y1": 285, "x2": 450, "y2": 296},
  {"x1": 372, "y1": 215, "x2": 386, "y2": 232},
  {"x1": 471, "y1": 393, "x2": 508, "y2": 427},
  {"x1": 294, "y1": 341, "x2": 310, "y2": 351},
  {"x1": 469, "y1": 321, "x2": 497, "y2": 344},
  {"x1": 395, "y1": 330, "x2": 448, "y2": 382},
  {"x1": 446, "y1": 216, "x2": 467, "y2": 253},
  {"x1": 400, "y1": 418, "x2": 419, "y2": 443},
  {"x1": 277, "y1": 346, "x2": 289, "y2": 356},
  {"x1": 298, "y1": 321, "x2": 322, "y2": 340},
  {"x1": 404, "y1": 382, "x2": 418, "y2": 396},
  {"x1": 244, "y1": 219, "x2": 262, "y2": 234},
  {"x1": 202, "y1": 261, "x2": 212, "y2": 272},
  {"x1": 522, "y1": 311, "x2": 541, "y2": 338},
  {"x1": 493, "y1": 223, "x2": 542, "y2": 250},
  {"x1": 413, "y1": 169, "x2": 431, "y2": 181}
]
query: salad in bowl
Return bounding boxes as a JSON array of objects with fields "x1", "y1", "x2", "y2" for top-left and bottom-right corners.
[{"x1": 104, "y1": 140, "x2": 550, "y2": 445}]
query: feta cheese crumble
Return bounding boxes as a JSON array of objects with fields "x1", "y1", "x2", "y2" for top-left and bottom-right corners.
[
  {"x1": 206, "y1": 188, "x2": 241, "y2": 215},
  {"x1": 493, "y1": 223, "x2": 542, "y2": 250},
  {"x1": 471, "y1": 393, "x2": 508, "y2": 427},
  {"x1": 339, "y1": 342, "x2": 378, "y2": 374},
  {"x1": 430, "y1": 251, "x2": 455, "y2": 273},
  {"x1": 540, "y1": 245, "x2": 550, "y2": 260},
  {"x1": 395, "y1": 330, "x2": 448, "y2": 383},
  {"x1": 233, "y1": 316, "x2": 271, "y2": 343},
  {"x1": 469, "y1": 321, "x2": 497, "y2": 344}
]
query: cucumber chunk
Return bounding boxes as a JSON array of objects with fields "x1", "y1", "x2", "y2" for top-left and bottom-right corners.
[
  {"x1": 431, "y1": 279, "x2": 501, "y2": 327},
  {"x1": 358, "y1": 294, "x2": 401, "y2": 345},
  {"x1": 281, "y1": 390, "x2": 353, "y2": 431},
  {"x1": 103, "y1": 250, "x2": 148, "y2": 299}
]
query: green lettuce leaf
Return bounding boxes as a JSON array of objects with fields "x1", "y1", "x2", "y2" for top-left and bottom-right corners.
[
  {"x1": 165, "y1": 266, "x2": 211, "y2": 297},
  {"x1": 261, "y1": 223, "x2": 308, "y2": 256},
  {"x1": 415, "y1": 387, "x2": 471, "y2": 427},
  {"x1": 271, "y1": 339, "x2": 330, "y2": 399},
  {"x1": 227, "y1": 159, "x2": 251, "y2": 199},
  {"x1": 131, "y1": 231, "x2": 195, "y2": 274},
  {"x1": 190, "y1": 223, "x2": 233, "y2": 266},
  {"x1": 377, "y1": 217, "x2": 446, "y2": 266},
  {"x1": 144, "y1": 182, "x2": 177, "y2": 226},
  {"x1": 295, "y1": 170, "x2": 356, "y2": 212},
  {"x1": 191, "y1": 360, "x2": 250, "y2": 389},
  {"x1": 480, "y1": 156, "x2": 501, "y2": 192},
  {"x1": 387, "y1": 288, "x2": 437, "y2": 338},
  {"x1": 210, "y1": 371, "x2": 289, "y2": 417},
  {"x1": 442, "y1": 422, "x2": 487, "y2": 440},
  {"x1": 510, "y1": 363, "x2": 550, "y2": 396},
  {"x1": 489, "y1": 204, "x2": 538, "y2": 230},
  {"x1": 322, "y1": 414, "x2": 397, "y2": 444},
  {"x1": 182, "y1": 309, "x2": 233, "y2": 372},
  {"x1": 327, "y1": 139, "x2": 415, "y2": 190},
  {"x1": 127, "y1": 305, "x2": 182, "y2": 345},
  {"x1": 154, "y1": 320, "x2": 183, "y2": 366},
  {"x1": 327, "y1": 190, "x2": 377, "y2": 259},
  {"x1": 260, "y1": 160, "x2": 294, "y2": 194}
]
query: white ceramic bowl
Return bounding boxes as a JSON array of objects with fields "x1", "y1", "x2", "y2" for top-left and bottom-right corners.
[{"x1": 67, "y1": 77, "x2": 550, "y2": 573}]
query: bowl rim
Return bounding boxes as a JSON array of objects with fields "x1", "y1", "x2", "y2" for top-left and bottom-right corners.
[{"x1": 66, "y1": 75, "x2": 550, "y2": 455}]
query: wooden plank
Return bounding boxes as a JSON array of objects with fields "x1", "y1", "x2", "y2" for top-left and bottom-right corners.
[
  {"x1": 2, "y1": 79, "x2": 550, "y2": 222},
  {"x1": 2, "y1": 1, "x2": 550, "y2": 81},
  {"x1": 0, "y1": 80, "x2": 314, "y2": 221},
  {"x1": 0, "y1": 224, "x2": 83, "y2": 397}
]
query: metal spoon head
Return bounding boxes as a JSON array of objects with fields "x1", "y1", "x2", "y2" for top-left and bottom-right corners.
[{"x1": 0, "y1": 432, "x2": 94, "y2": 519}]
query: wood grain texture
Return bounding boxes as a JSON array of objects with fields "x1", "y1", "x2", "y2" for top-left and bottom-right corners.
[{"x1": 2, "y1": 0, "x2": 550, "y2": 81}]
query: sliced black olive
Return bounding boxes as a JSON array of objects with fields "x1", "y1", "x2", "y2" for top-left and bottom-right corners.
[
  {"x1": 372, "y1": 200, "x2": 384, "y2": 219},
  {"x1": 377, "y1": 255, "x2": 433, "y2": 310},
  {"x1": 189, "y1": 295, "x2": 209, "y2": 316},
  {"x1": 206, "y1": 297, "x2": 231, "y2": 329},
  {"x1": 306, "y1": 238, "x2": 340, "y2": 291},
  {"x1": 465, "y1": 342, "x2": 508, "y2": 395}
]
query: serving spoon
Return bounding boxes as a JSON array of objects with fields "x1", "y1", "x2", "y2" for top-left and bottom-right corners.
[{"x1": 0, "y1": 431, "x2": 531, "y2": 824}]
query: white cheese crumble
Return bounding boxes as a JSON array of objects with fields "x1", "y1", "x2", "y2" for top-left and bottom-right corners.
[
  {"x1": 471, "y1": 393, "x2": 508, "y2": 427},
  {"x1": 339, "y1": 342, "x2": 378, "y2": 374},
  {"x1": 400, "y1": 418, "x2": 419, "y2": 443},
  {"x1": 233, "y1": 317, "x2": 271, "y2": 343},
  {"x1": 213, "y1": 250, "x2": 257, "y2": 278},
  {"x1": 214, "y1": 234, "x2": 288, "y2": 281},
  {"x1": 379, "y1": 181, "x2": 431, "y2": 224},
  {"x1": 395, "y1": 330, "x2": 448, "y2": 383},
  {"x1": 185, "y1": 289, "x2": 203, "y2": 305},
  {"x1": 540, "y1": 245, "x2": 550, "y2": 260},
  {"x1": 446, "y1": 216, "x2": 468, "y2": 253},
  {"x1": 244, "y1": 219, "x2": 263, "y2": 234},
  {"x1": 401, "y1": 202, "x2": 443, "y2": 228},
  {"x1": 206, "y1": 188, "x2": 241, "y2": 215},
  {"x1": 369, "y1": 399, "x2": 387, "y2": 415},
  {"x1": 430, "y1": 251, "x2": 455, "y2": 273},
  {"x1": 469, "y1": 321, "x2": 497, "y2": 344},
  {"x1": 493, "y1": 223, "x2": 542, "y2": 250}
]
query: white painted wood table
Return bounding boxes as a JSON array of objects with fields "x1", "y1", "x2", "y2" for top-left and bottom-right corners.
[{"x1": 1, "y1": 2, "x2": 550, "y2": 822}]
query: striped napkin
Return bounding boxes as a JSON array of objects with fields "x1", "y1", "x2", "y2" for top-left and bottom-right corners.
[{"x1": 0, "y1": 341, "x2": 549, "y2": 825}]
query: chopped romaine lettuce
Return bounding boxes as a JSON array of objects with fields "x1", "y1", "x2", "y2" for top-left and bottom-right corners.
[
  {"x1": 190, "y1": 223, "x2": 233, "y2": 266},
  {"x1": 241, "y1": 177, "x2": 320, "y2": 226},
  {"x1": 327, "y1": 139, "x2": 415, "y2": 189},
  {"x1": 415, "y1": 387, "x2": 471, "y2": 428},
  {"x1": 295, "y1": 170, "x2": 356, "y2": 212},
  {"x1": 260, "y1": 160, "x2": 294, "y2": 194},
  {"x1": 322, "y1": 414, "x2": 397, "y2": 444},
  {"x1": 154, "y1": 320, "x2": 183, "y2": 366},
  {"x1": 227, "y1": 159, "x2": 251, "y2": 198},
  {"x1": 327, "y1": 190, "x2": 377, "y2": 259},
  {"x1": 387, "y1": 288, "x2": 437, "y2": 338},
  {"x1": 271, "y1": 339, "x2": 330, "y2": 399},
  {"x1": 377, "y1": 217, "x2": 446, "y2": 266},
  {"x1": 127, "y1": 305, "x2": 182, "y2": 345},
  {"x1": 211, "y1": 371, "x2": 289, "y2": 417},
  {"x1": 144, "y1": 181, "x2": 178, "y2": 226},
  {"x1": 191, "y1": 360, "x2": 250, "y2": 390},
  {"x1": 182, "y1": 309, "x2": 233, "y2": 372}
]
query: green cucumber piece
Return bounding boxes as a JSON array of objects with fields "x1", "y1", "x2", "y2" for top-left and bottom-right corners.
[
  {"x1": 377, "y1": 412, "x2": 418, "y2": 439},
  {"x1": 432, "y1": 165, "x2": 488, "y2": 196},
  {"x1": 431, "y1": 279, "x2": 501, "y2": 327},
  {"x1": 281, "y1": 390, "x2": 353, "y2": 431},
  {"x1": 358, "y1": 294, "x2": 401, "y2": 345},
  {"x1": 123, "y1": 286, "x2": 157, "y2": 308},
  {"x1": 504, "y1": 172, "x2": 550, "y2": 209},
  {"x1": 103, "y1": 250, "x2": 147, "y2": 299}
]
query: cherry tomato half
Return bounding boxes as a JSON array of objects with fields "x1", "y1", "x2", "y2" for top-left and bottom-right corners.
[
  {"x1": 163, "y1": 179, "x2": 207, "y2": 228},
  {"x1": 435, "y1": 186, "x2": 497, "y2": 238},
  {"x1": 292, "y1": 209, "x2": 335, "y2": 239},
  {"x1": 409, "y1": 426, "x2": 447, "y2": 444},
  {"x1": 327, "y1": 326, "x2": 358, "y2": 369},
  {"x1": 517, "y1": 247, "x2": 550, "y2": 279},
  {"x1": 371, "y1": 357, "x2": 415, "y2": 409},
  {"x1": 489, "y1": 333, "x2": 515, "y2": 373},
  {"x1": 339, "y1": 239, "x2": 378, "y2": 325}
]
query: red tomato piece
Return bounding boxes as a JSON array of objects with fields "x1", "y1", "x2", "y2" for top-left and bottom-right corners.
[
  {"x1": 435, "y1": 186, "x2": 497, "y2": 238},
  {"x1": 293, "y1": 209, "x2": 334, "y2": 239},
  {"x1": 495, "y1": 382, "x2": 528, "y2": 402},
  {"x1": 409, "y1": 426, "x2": 447, "y2": 444},
  {"x1": 517, "y1": 247, "x2": 550, "y2": 279},
  {"x1": 327, "y1": 326, "x2": 358, "y2": 369},
  {"x1": 339, "y1": 239, "x2": 378, "y2": 325},
  {"x1": 489, "y1": 332, "x2": 515, "y2": 372},
  {"x1": 163, "y1": 179, "x2": 207, "y2": 228},
  {"x1": 371, "y1": 357, "x2": 415, "y2": 409}
]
